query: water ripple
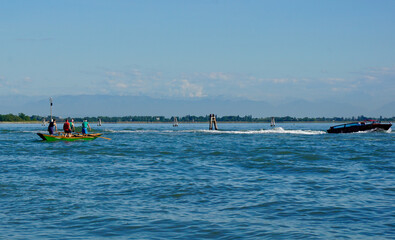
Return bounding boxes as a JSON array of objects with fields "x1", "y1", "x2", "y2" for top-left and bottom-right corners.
[{"x1": 0, "y1": 123, "x2": 394, "y2": 239}]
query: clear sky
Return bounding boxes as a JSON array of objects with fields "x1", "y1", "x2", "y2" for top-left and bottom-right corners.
[{"x1": 1, "y1": 0, "x2": 395, "y2": 110}]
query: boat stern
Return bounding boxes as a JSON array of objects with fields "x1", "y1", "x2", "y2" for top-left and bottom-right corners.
[{"x1": 37, "y1": 133, "x2": 48, "y2": 140}]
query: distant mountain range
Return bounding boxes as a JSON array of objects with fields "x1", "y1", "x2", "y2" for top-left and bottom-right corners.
[{"x1": 0, "y1": 95, "x2": 393, "y2": 118}]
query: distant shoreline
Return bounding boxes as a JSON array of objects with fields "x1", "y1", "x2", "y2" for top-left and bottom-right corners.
[
  {"x1": 2, "y1": 113, "x2": 393, "y2": 124},
  {"x1": 1, "y1": 121, "x2": 347, "y2": 124}
]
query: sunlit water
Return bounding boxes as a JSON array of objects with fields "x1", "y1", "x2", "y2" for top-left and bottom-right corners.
[{"x1": 1, "y1": 123, "x2": 394, "y2": 239}]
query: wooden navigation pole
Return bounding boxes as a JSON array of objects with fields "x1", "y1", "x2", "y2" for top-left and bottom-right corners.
[
  {"x1": 270, "y1": 117, "x2": 275, "y2": 127},
  {"x1": 209, "y1": 114, "x2": 218, "y2": 130},
  {"x1": 173, "y1": 116, "x2": 178, "y2": 127},
  {"x1": 49, "y1": 97, "x2": 53, "y2": 122}
]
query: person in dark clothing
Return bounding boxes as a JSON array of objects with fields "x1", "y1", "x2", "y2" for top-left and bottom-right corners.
[{"x1": 48, "y1": 119, "x2": 57, "y2": 135}]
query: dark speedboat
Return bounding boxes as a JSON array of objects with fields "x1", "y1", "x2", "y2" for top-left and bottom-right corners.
[{"x1": 327, "y1": 120, "x2": 392, "y2": 133}]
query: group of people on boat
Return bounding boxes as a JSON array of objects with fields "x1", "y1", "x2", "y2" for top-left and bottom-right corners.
[{"x1": 47, "y1": 119, "x2": 91, "y2": 137}]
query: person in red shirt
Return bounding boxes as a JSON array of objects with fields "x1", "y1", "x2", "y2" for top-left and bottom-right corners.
[{"x1": 63, "y1": 119, "x2": 72, "y2": 137}]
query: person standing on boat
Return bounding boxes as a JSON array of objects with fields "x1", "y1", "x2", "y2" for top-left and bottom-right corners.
[
  {"x1": 82, "y1": 120, "x2": 91, "y2": 135},
  {"x1": 47, "y1": 119, "x2": 57, "y2": 135},
  {"x1": 70, "y1": 119, "x2": 75, "y2": 132},
  {"x1": 63, "y1": 119, "x2": 72, "y2": 137}
]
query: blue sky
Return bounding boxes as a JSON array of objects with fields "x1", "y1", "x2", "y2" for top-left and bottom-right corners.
[{"x1": 1, "y1": 0, "x2": 395, "y2": 113}]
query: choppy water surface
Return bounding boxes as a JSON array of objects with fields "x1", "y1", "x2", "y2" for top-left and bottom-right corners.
[{"x1": 1, "y1": 123, "x2": 394, "y2": 239}]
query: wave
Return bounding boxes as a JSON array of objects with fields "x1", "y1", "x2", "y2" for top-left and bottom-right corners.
[
  {"x1": 349, "y1": 127, "x2": 393, "y2": 134},
  {"x1": 103, "y1": 129, "x2": 161, "y2": 133},
  {"x1": 195, "y1": 127, "x2": 326, "y2": 135},
  {"x1": 103, "y1": 127, "x2": 326, "y2": 135},
  {"x1": 0, "y1": 130, "x2": 42, "y2": 134}
]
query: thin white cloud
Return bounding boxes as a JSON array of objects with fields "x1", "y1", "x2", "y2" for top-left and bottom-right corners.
[
  {"x1": 168, "y1": 79, "x2": 205, "y2": 98},
  {"x1": 321, "y1": 77, "x2": 347, "y2": 84},
  {"x1": 88, "y1": 64, "x2": 395, "y2": 104},
  {"x1": 180, "y1": 79, "x2": 205, "y2": 97},
  {"x1": 362, "y1": 66, "x2": 395, "y2": 80},
  {"x1": 272, "y1": 78, "x2": 289, "y2": 84},
  {"x1": 106, "y1": 71, "x2": 125, "y2": 78},
  {"x1": 0, "y1": 75, "x2": 36, "y2": 95},
  {"x1": 115, "y1": 82, "x2": 128, "y2": 89},
  {"x1": 352, "y1": 65, "x2": 395, "y2": 87},
  {"x1": 367, "y1": 66, "x2": 395, "y2": 74},
  {"x1": 208, "y1": 72, "x2": 232, "y2": 81},
  {"x1": 131, "y1": 69, "x2": 143, "y2": 77},
  {"x1": 361, "y1": 75, "x2": 378, "y2": 83}
]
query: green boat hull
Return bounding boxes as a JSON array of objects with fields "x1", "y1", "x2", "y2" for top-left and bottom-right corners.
[{"x1": 37, "y1": 133, "x2": 102, "y2": 141}]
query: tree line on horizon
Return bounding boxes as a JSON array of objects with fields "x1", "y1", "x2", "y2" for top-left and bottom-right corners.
[{"x1": 0, "y1": 113, "x2": 394, "y2": 123}]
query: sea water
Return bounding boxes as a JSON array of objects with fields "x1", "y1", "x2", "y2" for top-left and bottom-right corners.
[{"x1": 0, "y1": 123, "x2": 394, "y2": 239}]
